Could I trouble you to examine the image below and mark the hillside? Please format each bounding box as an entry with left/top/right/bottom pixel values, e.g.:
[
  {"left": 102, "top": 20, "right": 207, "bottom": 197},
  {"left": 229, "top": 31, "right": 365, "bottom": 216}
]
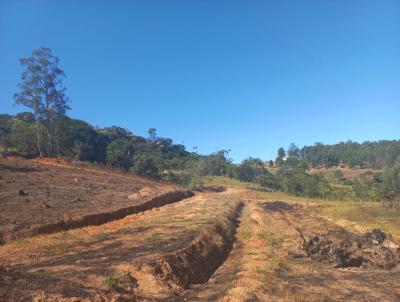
[{"left": 1, "top": 162, "right": 400, "bottom": 301}]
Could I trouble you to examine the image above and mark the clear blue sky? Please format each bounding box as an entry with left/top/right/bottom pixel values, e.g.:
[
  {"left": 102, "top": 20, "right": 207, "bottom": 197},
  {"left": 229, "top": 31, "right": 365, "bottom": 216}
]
[{"left": 1, "top": 1, "right": 399, "bottom": 162}]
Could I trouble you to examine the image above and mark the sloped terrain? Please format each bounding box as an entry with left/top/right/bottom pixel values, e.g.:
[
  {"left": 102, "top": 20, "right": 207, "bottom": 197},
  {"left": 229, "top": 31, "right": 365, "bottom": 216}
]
[
  {"left": 1, "top": 159, "right": 400, "bottom": 302},
  {"left": 0, "top": 157, "right": 180, "bottom": 243},
  {"left": 0, "top": 190, "right": 242, "bottom": 301},
  {"left": 169, "top": 191, "right": 400, "bottom": 302}
]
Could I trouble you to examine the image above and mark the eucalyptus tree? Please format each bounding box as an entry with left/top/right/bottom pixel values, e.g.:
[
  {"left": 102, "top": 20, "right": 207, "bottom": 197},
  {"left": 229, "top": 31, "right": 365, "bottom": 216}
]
[{"left": 14, "top": 47, "right": 70, "bottom": 156}]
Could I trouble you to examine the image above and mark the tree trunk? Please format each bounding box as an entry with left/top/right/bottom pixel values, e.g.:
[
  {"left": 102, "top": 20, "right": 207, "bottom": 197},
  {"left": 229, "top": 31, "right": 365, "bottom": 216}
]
[
  {"left": 35, "top": 119, "right": 43, "bottom": 157},
  {"left": 34, "top": 102, "right": 43, "bottom": 158}
]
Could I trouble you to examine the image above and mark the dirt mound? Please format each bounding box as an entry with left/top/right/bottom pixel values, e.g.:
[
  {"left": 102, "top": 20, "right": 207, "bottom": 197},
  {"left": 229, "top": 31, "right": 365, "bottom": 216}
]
[{"left": 297, "top": 228, "right": 400, "bottom": 270}]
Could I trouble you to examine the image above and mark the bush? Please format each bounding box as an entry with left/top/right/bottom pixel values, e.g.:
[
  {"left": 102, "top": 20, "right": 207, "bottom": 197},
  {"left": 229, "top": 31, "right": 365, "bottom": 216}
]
[
  {"left": 10, "top": 120, "right": 38, "bottom": 156},
  {"left": 132, "top": 153, "right": 159, "bottom": 178},
  {"left": 106, "top": 139, "right": 134, "bottom": 169}
]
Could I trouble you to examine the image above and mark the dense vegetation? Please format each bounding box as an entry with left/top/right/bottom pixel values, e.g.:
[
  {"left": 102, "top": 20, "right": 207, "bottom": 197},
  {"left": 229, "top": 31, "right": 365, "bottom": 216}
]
[
  {"left": 1, "top": 47, "right": 399, "bottom": 203},
  {"left": 301, "top": 141, "right": 400, "bottom": 169},
  {"left": 271, "top": 143, "right": 400, "bottom": 203}
]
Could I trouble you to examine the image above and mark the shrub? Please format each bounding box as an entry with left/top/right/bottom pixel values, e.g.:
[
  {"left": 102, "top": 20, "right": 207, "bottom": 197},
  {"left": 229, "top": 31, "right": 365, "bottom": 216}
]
[
  {"left": 106, "top": 139, "right": 134, "bottom": 169},
  {"left": 104, "top": 275, "right": 118, "bottom": 288},
  {"left": 132, "top": 153, "right": 159, "bottom": 178}
]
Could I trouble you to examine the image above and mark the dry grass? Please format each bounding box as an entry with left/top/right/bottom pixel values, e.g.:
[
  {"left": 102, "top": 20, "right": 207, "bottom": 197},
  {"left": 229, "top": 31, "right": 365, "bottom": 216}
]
[
  {"left": 221, "top": 200, "right": 290, "bottom": 301},
  {"left": 0, "top": 190, "right": 242, "bottom": 300},
  {"left": 252, "top": 190, "right": 400, "bottom": 242},
  {"left": 314, "top": 203, "right": 400, "bottom": 242},
  {"left": 307, "top": 167, "right": 383, "bottom": 179},
  {"left": 0, "top": 157, "right": 173, "bottom": 230},
  {"left": 203, "top": 175, "right": 260, "bottom": 190}
]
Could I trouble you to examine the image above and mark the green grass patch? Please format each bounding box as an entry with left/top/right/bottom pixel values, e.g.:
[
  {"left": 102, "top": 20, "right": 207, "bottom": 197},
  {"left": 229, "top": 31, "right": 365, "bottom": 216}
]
[
  {"left": 104, "top": 275, "right": 118, "bottom": 288},
  {"left": 256, "top": 231, "right": 283, "bottom": 246},
  {"left": 93, "top": 232, "right": 112, "bottom": 242},
  {"left": 239, "top": 230, "right": 253, "bottom": 240},
  {"left": 144, "top": 233, "right": 163, "bottom": 241},
  {"left": 203, "top": 176, "right": 258, "bottom": 190},
  {"left": 316, "top": 203, "right": 400, "bottom": 242}
]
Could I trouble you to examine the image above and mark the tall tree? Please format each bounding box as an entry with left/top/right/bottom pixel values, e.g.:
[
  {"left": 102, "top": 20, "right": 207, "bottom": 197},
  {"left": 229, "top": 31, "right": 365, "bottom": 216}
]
[
  {"left": 278, "top": 147, "right": 286, "bottom": 158},
  {"left": 148, "top": 128, "right": 157, "bottom": 143},
  {"left": 276, "top": 147, "right": 286, "bottom": 166},
  {"left": 14, "top": 47, "right": 70, "bottom": 157},
  {"left": 288, "top": 143, "right": 300, "bottom": 157}
]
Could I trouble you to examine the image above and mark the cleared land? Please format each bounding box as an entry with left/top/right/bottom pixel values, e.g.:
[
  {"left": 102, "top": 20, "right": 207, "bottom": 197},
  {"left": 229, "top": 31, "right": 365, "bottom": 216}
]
[
  {"left": 0, "top": 157, "right": 187, "bottom": 243},
  {"left": 171, "top": 190, "right": 400, "bottom": 301},
  {"left": 1, "top": 161, "right": 400, "bottom": 301},
  {"left": 307, "top": 167, "right": 383, "bottom": 179},
  {"left": 0, "top": 187, "right": 242, "bottom": 301}
]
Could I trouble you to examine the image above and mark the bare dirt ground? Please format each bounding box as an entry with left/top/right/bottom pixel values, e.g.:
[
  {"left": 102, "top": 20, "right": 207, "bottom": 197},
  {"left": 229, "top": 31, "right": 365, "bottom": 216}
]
[
  {"left": 0, "top": 157, "right": 179, "bottom": 243},
  {"left": 1, "top": 159, "right": 400, "bottom": 302},
  {"left": 0, "top": 190, "right": 242, "bottom": 301},
  {"left": 174, "top": 190, "right": 400, "bottom": 302}
]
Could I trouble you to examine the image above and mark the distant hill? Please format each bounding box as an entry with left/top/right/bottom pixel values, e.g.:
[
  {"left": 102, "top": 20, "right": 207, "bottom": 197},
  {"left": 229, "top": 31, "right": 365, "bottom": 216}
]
[{"left": 301, "top": 140, "right": 400, "bottom": 169}]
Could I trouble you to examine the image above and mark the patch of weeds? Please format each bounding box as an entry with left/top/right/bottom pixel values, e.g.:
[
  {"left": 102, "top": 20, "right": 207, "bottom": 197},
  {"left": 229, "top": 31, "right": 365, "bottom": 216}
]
[
  {"left": 29, "top": 269, "right": 50, "bottom": 280},
  {"left": 173, "top": 216, "right": 186, "bottom": 220},
  {"left": 57, "top": 231, "right": 75, "bottom": 240},
  {"left": 319, "top": 218, "right": 331, "bottom": 228},
  {"left": 247, "top": 250, "right": 258, "bottom": 256},
  {"left": 255, "top": 266, "right": 267, "bottom": 274},
  {"left": 41, "top": 242, "right": 72, "bottom": 255},
  {"left": 93, "top": 232, "right": 111, "bottom": 242},
  {"left": 266, "top": 252, "right": 291, "bottom": 273},
  {"left": 239, "top": 230, "right": 253, "bottom": 240},
  {"left": 180, "top": 217, "right": 195, "bottom": 222},
  {"left": 15, "top": 238, "right": 30, "bottom": 246},
  {"left": 276, "top": 258, "right": 291, "bottom": 273},
  {"left": 144, "top": 233, "right": 163, "bottom": 241},
  {"left": 105, "top": 275, "right": 118, "bottom": 288},
  {"left": 269, "top": 287, "right": 279, "bottom": 296},
  {"left": 257, "top": 231, "right": 283, "bottom": 246}
]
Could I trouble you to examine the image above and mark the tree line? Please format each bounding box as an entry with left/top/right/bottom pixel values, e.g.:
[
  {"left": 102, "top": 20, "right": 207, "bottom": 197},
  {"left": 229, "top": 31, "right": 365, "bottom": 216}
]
[
  {"left": 1, "top": 47, "right": 399, "bottom": 202},
  {"left": 298, "top": 141, "right": 400, "bottom": 169},
  {"left": 0, "top": 47, "right": 233, "bottom": 184}
]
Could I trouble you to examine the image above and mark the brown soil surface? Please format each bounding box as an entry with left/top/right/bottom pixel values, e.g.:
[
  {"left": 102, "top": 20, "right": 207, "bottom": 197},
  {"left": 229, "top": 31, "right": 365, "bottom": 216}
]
[
  {"left": 0, "top": 157, "right": 176, "bottom": 242},
  {"left": 170, "top": 191, "right": 400, "bottom": 302},
  {"left": 2, "top": 160, "right": 400, "bottom": 302},
  {"left": 0, "top": 190, "right": 242, "bottom": 301}
]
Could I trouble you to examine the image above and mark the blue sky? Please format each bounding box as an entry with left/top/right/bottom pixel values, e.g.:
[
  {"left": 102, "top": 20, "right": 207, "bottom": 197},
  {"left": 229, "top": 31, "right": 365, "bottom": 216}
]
[{"left": 0, "top": 1, "right": 399, "bottom": 162}]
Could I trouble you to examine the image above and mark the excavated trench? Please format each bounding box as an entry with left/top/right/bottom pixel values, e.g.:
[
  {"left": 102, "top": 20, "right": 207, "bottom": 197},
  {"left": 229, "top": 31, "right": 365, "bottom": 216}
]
[
  {"left": 0, "top": 190, "right": 194, "bottom": 244},
  {"left": 135, "top": 200, "right": 244, "bottom": 295}
]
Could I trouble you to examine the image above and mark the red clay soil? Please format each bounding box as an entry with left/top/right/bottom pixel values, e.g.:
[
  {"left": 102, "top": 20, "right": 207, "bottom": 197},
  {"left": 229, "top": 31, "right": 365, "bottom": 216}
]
[
  {"left": 0, "top": 191, "right": 243, "bottom": 301},
  {"left": 0, "top": 157, "right": 183, "bottom": 243},
  {"left": 0, "top": 189, "right": 194, "bottom": 244},
  {"left": 151, "top": 200, "right": 243, "bottom": 291}
]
